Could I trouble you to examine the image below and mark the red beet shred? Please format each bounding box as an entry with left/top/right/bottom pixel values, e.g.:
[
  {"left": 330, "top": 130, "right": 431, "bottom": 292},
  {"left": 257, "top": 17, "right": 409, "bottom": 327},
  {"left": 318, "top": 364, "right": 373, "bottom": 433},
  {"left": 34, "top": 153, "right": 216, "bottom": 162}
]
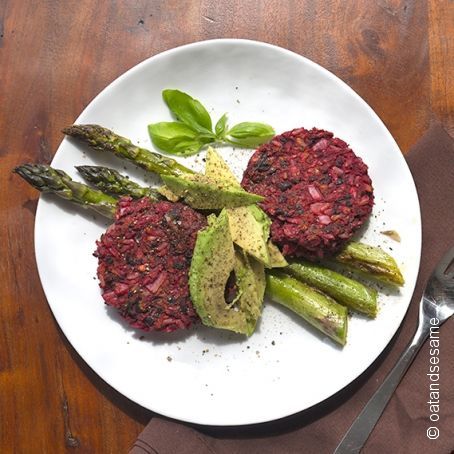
[
  {"left": 242, "top": 127, "right": 374, "bottom": 260},
  {"left": 95, "top": 197, "right": 206, "bottom": 332}
]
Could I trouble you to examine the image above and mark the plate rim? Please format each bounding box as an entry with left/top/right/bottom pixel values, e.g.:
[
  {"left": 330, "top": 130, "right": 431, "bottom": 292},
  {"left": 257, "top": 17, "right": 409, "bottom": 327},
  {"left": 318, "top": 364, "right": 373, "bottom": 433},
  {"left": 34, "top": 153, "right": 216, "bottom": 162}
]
[{"left": 33, "top": 38, "right": 422, "bottom": 426}]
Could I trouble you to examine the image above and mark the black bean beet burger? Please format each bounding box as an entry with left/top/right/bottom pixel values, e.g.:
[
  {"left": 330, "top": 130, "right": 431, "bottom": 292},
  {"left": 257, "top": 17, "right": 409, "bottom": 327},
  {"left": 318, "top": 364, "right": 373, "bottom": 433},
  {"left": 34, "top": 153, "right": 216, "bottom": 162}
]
[
  {"left": 95, "top": 197, "right": 206, "bottom": 332},
  {"left": 242, "top": 127, "right": 374, "bottom": 260}
]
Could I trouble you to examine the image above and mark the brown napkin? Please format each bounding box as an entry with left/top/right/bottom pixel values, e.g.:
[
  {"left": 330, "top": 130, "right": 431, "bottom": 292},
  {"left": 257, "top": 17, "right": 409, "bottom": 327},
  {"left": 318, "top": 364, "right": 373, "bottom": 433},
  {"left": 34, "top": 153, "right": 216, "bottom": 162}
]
[{"left": 129, "top": 122, "right": 454, "bottom": 454}]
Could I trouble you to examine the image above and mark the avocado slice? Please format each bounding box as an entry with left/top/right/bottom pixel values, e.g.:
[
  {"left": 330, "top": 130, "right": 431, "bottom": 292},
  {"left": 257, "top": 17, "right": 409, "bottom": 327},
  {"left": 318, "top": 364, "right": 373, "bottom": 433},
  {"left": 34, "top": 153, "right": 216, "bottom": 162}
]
[
  {"left": 205, "top": 147, "right": 241, "bottom": 187},
  {"left": 189, "top": 209, "right": 264, "bottom": 335},
  {"left": 204, "top": 148, "right": 287, "bottom": 267},
  {"left": 248, "top": 253, "right": 266, "bottom": 302},
  {"left": 157, "top": 185, "right": 179, "bottom": 202},
  {"left": 232, "top": 249, "right": 264, "bottom": 333},
  {"left": 267, "top": 240, "right": 288, "bottom": 268},
  {"left": 225, "top": 206, "right": 271, "bottom": 266},
  {"left": 161, "top": 173, "right": 263, "bottom": 210}
]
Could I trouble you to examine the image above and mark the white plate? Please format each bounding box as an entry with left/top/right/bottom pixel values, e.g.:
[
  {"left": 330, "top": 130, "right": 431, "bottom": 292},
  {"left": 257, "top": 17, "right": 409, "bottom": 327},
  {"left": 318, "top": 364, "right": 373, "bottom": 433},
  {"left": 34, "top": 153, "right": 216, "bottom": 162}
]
[{"left": 34, "top": 39, "right": 421, "bottom": 426}]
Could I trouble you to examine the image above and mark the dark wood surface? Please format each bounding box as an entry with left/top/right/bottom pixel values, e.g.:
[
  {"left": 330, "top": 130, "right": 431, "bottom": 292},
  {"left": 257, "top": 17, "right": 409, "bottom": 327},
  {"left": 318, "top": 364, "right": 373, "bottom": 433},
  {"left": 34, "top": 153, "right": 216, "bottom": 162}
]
[{"left": 1, "top": 1, "right": 453, "bottom": 452}]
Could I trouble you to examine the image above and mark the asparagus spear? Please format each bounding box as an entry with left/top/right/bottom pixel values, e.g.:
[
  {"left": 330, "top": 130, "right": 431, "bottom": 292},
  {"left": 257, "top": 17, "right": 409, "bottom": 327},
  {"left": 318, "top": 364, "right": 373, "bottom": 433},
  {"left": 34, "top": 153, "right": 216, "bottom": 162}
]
[
  {"left": 17, "top": 162, "right": 404, "bottom": 289},
  {"left": 62, "top": 126, "right": 402, "bottom": 273},
  {"left": 13, "top": 164, "right": 397, "bottom": 342},
  {"left": 334, "top": 242, "right": 405, "bottom": 286},
  {"left": 14, "top": 164, "right": 117, "bottom": 218},
  {"left": 76, "top": 165, "right": 162, "bottom": 200},
  {"left": 286, "top": 261, "right": 378, "bottom": 317},
  {"left": 69, "top": 162, "right": 405, "bottom": 289},
  {"left": 266, "top": 271, "right": 348, "bottom": 345},
  {"left": 61, "top": 126, "right": 402, "bottom": 285},
  {"left": 63, "top": 124, "right": 194, "bottom": 177},
  {"left": 14, "top": 164, "right": 400, "bottom": 317},
  {"left": 13, "top": 163, "right": 348, "bottom": 344}
]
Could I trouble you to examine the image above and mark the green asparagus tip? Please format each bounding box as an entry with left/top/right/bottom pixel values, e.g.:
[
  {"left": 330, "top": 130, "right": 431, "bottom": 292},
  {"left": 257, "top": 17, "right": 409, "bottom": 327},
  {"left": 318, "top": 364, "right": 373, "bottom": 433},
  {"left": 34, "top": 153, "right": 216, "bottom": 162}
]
[
  {"left": 13, "top": 164, "right": 69, "bottom": 192},
  {"left": 75, "top": 164, "right": 116, "bottom": 180},
  {"left": 76, "top": 164, "right": 163, "bottom": 201},
  {"left": 14, "top": 163, "right": 118, "bottom": 218},
  {"left": 62, "top": 124, "right": 96, "bottom": 137},
  {"left": 335, "top": 242, "right": 405, "bottom": 287},
  {"left": 64, "top": 124, "right": 195, "bottom": 177}
]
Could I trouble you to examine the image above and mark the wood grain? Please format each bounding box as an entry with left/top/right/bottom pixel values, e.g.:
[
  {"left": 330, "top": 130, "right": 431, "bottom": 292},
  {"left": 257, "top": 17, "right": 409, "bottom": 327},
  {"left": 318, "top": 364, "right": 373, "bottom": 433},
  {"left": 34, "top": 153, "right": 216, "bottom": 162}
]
[
  {"left": 1, "top": 1, "right": 452, "bottom": 452},
  {"left": 429, "top": 0, "right": 454, "bottom": 137}
]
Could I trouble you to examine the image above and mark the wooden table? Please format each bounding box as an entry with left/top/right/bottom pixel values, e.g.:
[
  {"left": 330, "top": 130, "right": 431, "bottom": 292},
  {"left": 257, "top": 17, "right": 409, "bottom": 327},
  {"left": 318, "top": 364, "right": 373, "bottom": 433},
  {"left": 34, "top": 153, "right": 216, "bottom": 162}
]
[{"left": 1, "top": 1, "right": 453, "bottom": 452}]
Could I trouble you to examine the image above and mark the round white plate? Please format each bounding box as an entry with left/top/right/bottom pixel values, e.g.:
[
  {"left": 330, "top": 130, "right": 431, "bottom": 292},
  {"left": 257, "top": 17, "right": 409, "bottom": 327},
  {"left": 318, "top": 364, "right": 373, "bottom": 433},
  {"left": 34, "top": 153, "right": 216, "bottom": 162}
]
[{"left": 34, "top": 39, "right": 421, "bottom": 426}]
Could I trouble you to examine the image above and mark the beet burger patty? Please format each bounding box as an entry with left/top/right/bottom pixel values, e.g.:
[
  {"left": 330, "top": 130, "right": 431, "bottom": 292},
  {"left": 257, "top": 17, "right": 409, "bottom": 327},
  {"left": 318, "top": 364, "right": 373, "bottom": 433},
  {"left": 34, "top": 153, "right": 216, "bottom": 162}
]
[
  {"left": 242, "top": 127, "right": 374, "bottom": 260},
  {"left": 95, "top": 197, "right": 206, "bottom": 332}
]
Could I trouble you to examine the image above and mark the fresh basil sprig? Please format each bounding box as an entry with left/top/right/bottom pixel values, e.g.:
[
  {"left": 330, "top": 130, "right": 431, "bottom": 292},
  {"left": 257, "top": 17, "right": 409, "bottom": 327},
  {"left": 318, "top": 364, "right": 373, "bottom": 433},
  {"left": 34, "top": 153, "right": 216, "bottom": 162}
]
[
  {"left": 148, "top": 89, "right": 275, "bottom": 156},
  {"left": 222, "top": 122, "right": 275, "bottom": 148}
]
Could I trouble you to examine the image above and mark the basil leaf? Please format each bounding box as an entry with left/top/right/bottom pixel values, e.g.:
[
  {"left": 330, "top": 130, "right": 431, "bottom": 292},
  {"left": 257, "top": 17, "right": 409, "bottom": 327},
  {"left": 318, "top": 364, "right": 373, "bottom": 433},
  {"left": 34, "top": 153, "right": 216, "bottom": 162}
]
[
  {"left": 226, "top": 122, "right": 275, "bottom": 147},
  {"left": 197, "top": 133, "right": 217, "bottom": 143},
  {"left": 163, "top": 89, "right": 213, "bottom": 134},
  {"left": 148, "top": 122, "right": 203, "bottom": 155},
  {"left": 215, "top": 113, "right": 228, "bottom": 138},
  {"left": 171, "top": 139, "right": 205, "bottom": 156},
  {"left": 227, "top": 122, "right": 275, "bottom": 139},
  {"left": 149, "top": 90, "right": 275, "bottom": 154},
  {"left": 148, "top": 121, "right": 197, "bottom": 141}
]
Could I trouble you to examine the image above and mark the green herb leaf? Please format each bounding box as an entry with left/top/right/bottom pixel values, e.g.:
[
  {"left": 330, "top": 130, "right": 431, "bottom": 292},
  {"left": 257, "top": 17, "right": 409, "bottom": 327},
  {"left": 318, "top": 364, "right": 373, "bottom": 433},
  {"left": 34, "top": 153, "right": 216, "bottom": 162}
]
[
  {"left": 163, "top": 89, "right": 213, "bottom": 134},
  {"left": 215, "top": 113, "right": 228, "bottom": 138},
  {"left": 149, "top": 90, "right": 275, "bottom": 156},
  {"left": 170, "top": 140, "right": 205, "bottom": 156},
  {"left": 225, "top": 122, "right": 275, "bottom": 147},
  {"left": 227, "top": 122, "right": 275, "bottom": 139},
  {"left": 148, "top": 122, "right": 204, "bottom": 156}
]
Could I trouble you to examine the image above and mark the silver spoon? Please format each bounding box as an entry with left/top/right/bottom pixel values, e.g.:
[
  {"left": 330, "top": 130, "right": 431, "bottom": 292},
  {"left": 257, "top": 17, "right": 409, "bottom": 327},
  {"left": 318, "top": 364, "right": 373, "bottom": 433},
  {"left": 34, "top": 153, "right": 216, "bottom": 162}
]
[{"left": 335, "top": 246, "right": 454, "bottom": 453}]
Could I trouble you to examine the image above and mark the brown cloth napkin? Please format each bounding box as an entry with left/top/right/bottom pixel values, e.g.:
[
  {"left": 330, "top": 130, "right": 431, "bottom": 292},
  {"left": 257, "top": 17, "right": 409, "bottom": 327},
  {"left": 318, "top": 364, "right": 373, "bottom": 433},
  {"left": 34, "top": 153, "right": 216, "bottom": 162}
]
[{"left": 129, "top": 122, "right": 454, "bottom": 454}]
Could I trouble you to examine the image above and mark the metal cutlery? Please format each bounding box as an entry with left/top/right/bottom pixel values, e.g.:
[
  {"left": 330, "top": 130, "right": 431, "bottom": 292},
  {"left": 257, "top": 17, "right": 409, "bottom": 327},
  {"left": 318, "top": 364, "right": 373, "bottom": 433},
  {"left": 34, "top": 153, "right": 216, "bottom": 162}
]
[{"left": 335, "top": 247, "right": 454, "bottom": 453}]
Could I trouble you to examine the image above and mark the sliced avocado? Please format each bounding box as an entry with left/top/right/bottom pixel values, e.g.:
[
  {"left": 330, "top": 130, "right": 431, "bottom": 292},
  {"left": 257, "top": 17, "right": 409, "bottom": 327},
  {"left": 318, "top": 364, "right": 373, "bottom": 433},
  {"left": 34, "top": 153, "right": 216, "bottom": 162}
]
[
  {"left": 189, "top": 210, "right": 263, "bottom": 336},
  {"left": 246, "top": 204, "right": 287, "bottom": 267},
  {"left": 205, "top": 147, "right": 240, "bottom": 187},
  {"left": 204, "top": 148, "right": 287, "bottom": 267},
  {"left": 267, "top": 240, "right": 288, "bottom": 268},
  {"left": 232, "top": 249, "right": 264, "bottom": 334},
  {"left": 206, "top": 213, "right": 217, "bottom": 226},
  {"left": 248, "top": 254, "right": 266, "bottom": 302},
  {"left": 248, "top": 204, "right": 271, "bottom": 235},
  {"left": 205, "top": 148, "right": 270, "bottom": 264},
  {"left": 161, "top": 173, "right": 263, "bottom": 210},
  {"left": 225, "top": 206, "right": 271, "bottom": 266},
  {"left": 157, "top": 185, "right": 180, "bottom": 202}
]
